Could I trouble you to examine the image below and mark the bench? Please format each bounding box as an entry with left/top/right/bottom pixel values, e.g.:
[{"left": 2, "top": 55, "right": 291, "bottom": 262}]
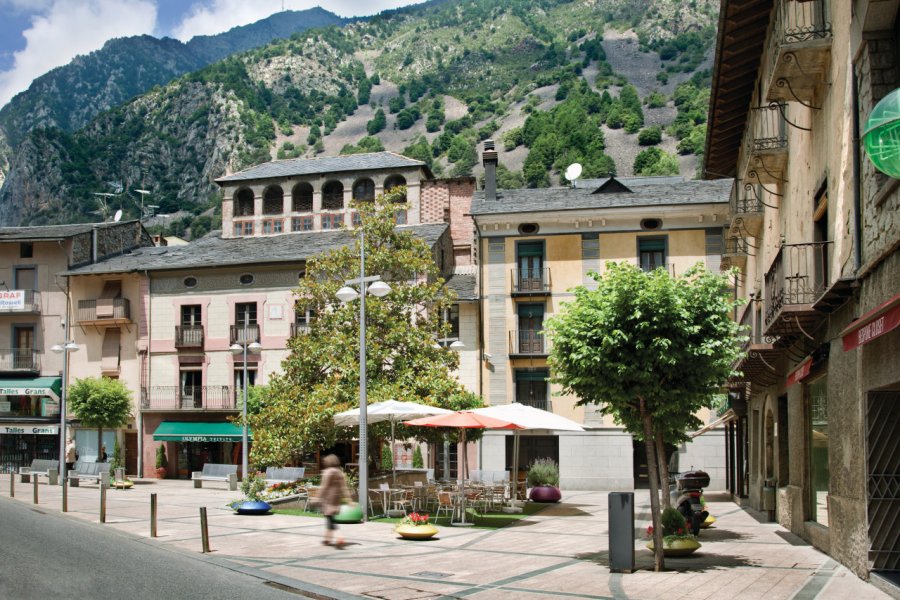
[
  {"left": 191, "top": 463, "right": 238, "bottom": 490},
  {"left": 68, "top": 461, "right": 110, "bottom": 487},
  {"left": 20, "top": 459, "right": 59, "bottom": 485},
  {"left": 264, "top": 466, "right": 305, "bottom": 485}
]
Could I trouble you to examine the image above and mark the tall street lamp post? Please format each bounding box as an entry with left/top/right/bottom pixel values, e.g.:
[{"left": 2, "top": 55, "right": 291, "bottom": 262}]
[
  {"left": 51, "top": 331, "right": 79, "bottom": 499},
  {"left": 337, "top": 228, "right": 390, "bottom": 522},
  {"left": 230, "top": 339, "right": 261, "bottom": 480}
]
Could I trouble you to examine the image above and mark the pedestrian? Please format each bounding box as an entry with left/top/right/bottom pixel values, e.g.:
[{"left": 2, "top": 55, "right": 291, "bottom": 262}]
[
  {"left": 99, "top": 445, "right": 108, "bottom": 462},
  {"left": 65, "top": 438, "right": 77, "bottom": 473},
  {"left": 318, "top": 454, "right": 351, "bottom": 549}
]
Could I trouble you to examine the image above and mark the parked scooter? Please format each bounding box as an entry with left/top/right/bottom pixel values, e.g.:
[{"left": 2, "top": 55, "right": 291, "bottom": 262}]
[{"left": 668, "top": 469, "right": 710, "bottom": 535}]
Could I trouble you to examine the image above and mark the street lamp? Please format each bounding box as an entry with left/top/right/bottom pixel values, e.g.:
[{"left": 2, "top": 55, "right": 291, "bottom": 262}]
[
  {"left": 230, "top": 340, "right": 261, "bottom": 480},
  {"left": 337, "top": 228, "right": 390, "bottom": 522},
  {"left": 51, "top": 338, "right": 79, "bottom": 503}
]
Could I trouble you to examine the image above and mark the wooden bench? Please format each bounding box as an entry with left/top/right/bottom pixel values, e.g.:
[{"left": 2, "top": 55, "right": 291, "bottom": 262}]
[
  {"left": 68, "top": 461, "right": 110, "bottom": 487},
  {"left": 20, "top": 459, "right": 59, "bottom": 485},
  {"left": 264, "top": 466, "right": 305, "bottom": 485},
  {"left": 191, "top": 463, "right": 238, "bottom": 490}
]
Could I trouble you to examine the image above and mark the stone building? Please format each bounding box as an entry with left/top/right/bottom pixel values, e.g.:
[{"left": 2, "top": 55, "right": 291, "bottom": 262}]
[{"left": 704, "top": 0, "right": 899, "bottom": 586}]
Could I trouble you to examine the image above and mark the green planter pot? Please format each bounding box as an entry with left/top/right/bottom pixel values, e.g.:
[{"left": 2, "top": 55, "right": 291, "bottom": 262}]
[
  {"left": 646, "top": 537, "right": 701, "bottom": 556},
  {"left": 333, "top": 503, "right": 363, "bottom": 524},
  {"left": 394, "top": 523, "right": 439, "bottom": 540}
]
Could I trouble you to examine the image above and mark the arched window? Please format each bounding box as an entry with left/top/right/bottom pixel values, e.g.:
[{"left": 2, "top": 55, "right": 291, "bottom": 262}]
[
  {"left": 352, "top": 178, "right": 375, "bottom": 202},
  {"left": 263, "top": 185, "right": 284, "bottom": 215},
  {"left": 322, "top": 180, "right": 344, "bottom": 210},
  {"left": 235, "top": 188, "right": 255, "bottom": 216},
  {"left": 384, "top": 175, "right": 407, "bottom": 202},
  {"left": 292, "top": 182, "right": 313, "bottom": 212}
]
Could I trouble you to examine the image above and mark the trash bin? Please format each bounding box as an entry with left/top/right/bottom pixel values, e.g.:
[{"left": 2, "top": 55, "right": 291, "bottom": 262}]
[
  {"left": 763, "top": 478, "right": 776, "bottom": 521},
  {"left": 609, "top": 492, "right": 634, "bottom": 572}
]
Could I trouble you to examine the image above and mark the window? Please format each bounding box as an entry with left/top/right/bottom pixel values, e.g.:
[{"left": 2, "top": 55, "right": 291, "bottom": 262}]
[
  {"left": 515, "top": 369, "right": 549, "bottom": 411},
  {"left": 394, "top": 209, "right": 407, "bottom": 225},
  {"left": 641, "top": 218, "right": 662, "bottom": 230},
  {"left": 352, "top": 212, "right": 362, "bottom": 227},
  {"left": 14, "top": 267, "right": 36, "bottom": 290},
  {"left": 239, "top": 274, "right": 254, "bottom": 286},
  {"left": 20, "top": 243, "right": 33, "bottom": 258},
  {"left": 235, "top": 188, "right": 255, "bottom": 216},
  {"left": 13, "top": 326, "right": 35, "bottom": 370},
  {"left": 352, "top": 178, "right": 375, "bottom": 202},
  {"left": 234, "top": 367, "right": 257, "bottom": 401},
  {"left": 518, "top": 223, "right": 539, "bottom": 235},
  {"left": 180, "top": 369, "right": 202, "bottom": 408},
  {"left": 638, "top": 237, "right": 666, "bottom": 272},
  {"left": 517, "top": 303, "right": 545, "bottom": 354},
  {"left": 263, "top": 185, "right": 284, "bottom": 215},
  {"left": 292, "top": 217, "right": 314, "bottom": 232},
  {"left": 445, "top": 304, "right": 460, "bottom": 339},
  {"left": 294, "top": 307, "right": 317, "bottom": 334},
  {"left": 235, "top": 302, "right": 257, "bottom": 326},
  {"left": 808, "top": 375, "right": 829, "bottom": 526},
  {"left": 322, "top": 180, "right": 344, "bottom": 210},
  {"left": 292, "top": 182, "right": 313, "bottom": 212},
  {"left": 262, "top": 219, "right": 283, "bottom": 234},
  {"left": 233, "top": 221, "right": 253, "bottom": 237},
  {"left": 517, "top": 241, "right": 545, "bottom": 291},
  {"left": 181, "top": 305, "right": 201, "bottom": 326},
  {"left": 321, "top": 213, "right": 344, "bottom": 230},
  {"left": 183, "top": 277, "right": 198, "bottom": 288},
  {"left": 384, "top": 175, "right": 406, "bottom": 202}
]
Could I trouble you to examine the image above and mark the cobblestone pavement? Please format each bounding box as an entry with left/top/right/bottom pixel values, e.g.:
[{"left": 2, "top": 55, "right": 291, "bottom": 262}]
[{"left": 1, "top": 476, "right": 894, "bottom": 600}]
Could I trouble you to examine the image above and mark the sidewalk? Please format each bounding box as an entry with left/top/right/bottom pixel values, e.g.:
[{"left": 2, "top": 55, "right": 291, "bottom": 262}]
[{"left": 0, "top": 476, "right": 892, "bottom": 600}]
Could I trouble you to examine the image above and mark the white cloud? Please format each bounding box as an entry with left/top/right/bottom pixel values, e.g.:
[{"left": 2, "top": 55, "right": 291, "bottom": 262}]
[{"left": 0, "top": 0, "right": 157, "bottom": 107}]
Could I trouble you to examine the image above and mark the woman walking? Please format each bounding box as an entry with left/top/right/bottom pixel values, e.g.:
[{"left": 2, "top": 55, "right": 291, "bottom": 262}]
[{"left": 319, "top": 454, "right": 351, "bottom": 548}]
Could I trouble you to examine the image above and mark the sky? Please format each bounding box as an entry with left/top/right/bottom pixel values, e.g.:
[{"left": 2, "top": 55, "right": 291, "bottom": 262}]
[{"left": 0, "top": 0, "right": 414, "bottom": 108}]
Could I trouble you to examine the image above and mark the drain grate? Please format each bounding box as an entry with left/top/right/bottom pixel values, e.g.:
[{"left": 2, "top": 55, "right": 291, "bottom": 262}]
[
  {"left": 364, "top": 587, "right": 441, "bottom": 600},
  {"left": 410, "top": 571, "right": 453, "bottom": 579}
]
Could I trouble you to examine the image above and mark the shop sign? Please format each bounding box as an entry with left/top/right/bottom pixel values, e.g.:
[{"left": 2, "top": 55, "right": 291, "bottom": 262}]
[
  {"left": 786, "top": 357, "right": 813, "bottom": 387},
  {"left": 842, "top": 299, "right": 900, "bottom": 352},
  {"left": 0, "top": 387, "right": 56, "bottom": 396},
  {"left": 180, "top": 436, "right": 237, "bottom": 443},
  {"left": 1, "top": 424, "right": 59, "bottom": 435},
  {"left": 0, "top": 290, "right": 25, "bottom": 310}
]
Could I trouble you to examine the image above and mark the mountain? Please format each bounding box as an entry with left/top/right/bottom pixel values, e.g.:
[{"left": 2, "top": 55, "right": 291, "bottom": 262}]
[{"left": 0, "top": 0, "right": 718, "bottom": 229}]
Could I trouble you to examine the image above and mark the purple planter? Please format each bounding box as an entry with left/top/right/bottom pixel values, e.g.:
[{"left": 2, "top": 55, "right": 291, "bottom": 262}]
[{"left": 529, "top": 485, "right": 561, "bottom": 503}]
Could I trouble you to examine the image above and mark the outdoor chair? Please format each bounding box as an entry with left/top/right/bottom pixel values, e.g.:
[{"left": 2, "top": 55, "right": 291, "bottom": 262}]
[
  {"left": 391, "top": 489, "right": 415, "bottom": 515},
  {"left": 304, "top": 486, "right": 321, "bottom": 512},
  {"left": 435, "top": 491, "right": 454, "bottom": 520},
  {"left": 368, "top": 489, "right": 386, "bottom": 517}
]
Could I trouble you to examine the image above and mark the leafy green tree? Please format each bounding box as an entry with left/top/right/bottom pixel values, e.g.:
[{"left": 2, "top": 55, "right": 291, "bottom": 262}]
[
  {"left": 546, "top": 263, "right": 743, "bottom": 571},
  {"left": 412, "top": 445, "right": 424, "bottom": 468},
  {"left": 341, "top": 136, "right": 385, "bottom": 155},
  {"left": 677, "top": 124, "right": 707, "bottom": 156},
  {"left": 402, "top": 135, "right": 434, "bottom": 169},
  {"left": 638, "top": 126, "right": 662, "bottom": 146},
  {"left": 367, "top": 108, "right": 386, "bottom": 135},
  {"left": 247, "top": 190, "right": 482, "bottom": 467},
  {"left": 381, "top": 444, "right": 393, "bottom": 472},
  {"left": 68, "top": 377, "right": 132, "bottom": 457}
]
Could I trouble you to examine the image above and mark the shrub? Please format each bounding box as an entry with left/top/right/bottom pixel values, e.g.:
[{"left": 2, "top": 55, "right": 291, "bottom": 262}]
[
  {"left": 527, "top": 458, "right": 559, "bottom": 487},
  {"left": 155, "top": 445, "right": 167, "bottom": 469},
  {"left": 240, "top": 472, "right": 267, "bottom": 502},
  {"left": 381, "top": 444, "right": 393, "bottom": 472},
  {"left": 638, "top": 126, "right": 662, "bottom": 146},
  {"left": 413, "top": 446, "right": 424, "bottom": 468}
]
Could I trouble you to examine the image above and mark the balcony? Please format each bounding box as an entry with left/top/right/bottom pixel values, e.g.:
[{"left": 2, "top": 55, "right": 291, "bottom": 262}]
[
  {"left": 141, "top": 386, "right": 234, "bottom": 410},
  {"left": 745, "top": 104, "right": 788, "bottom": 185},
  {"left": 511, "top": 267, "right": 551, "bottom": 295},
  {"left": 722, "top": 237, "right": 750, "bottom": 271},
  {"left": 765, "top": 0, "right": 832, "bottom": 105},
  {"left": 175, "top": 325, "right": 204, "bottom": 349},
  {"left": 509, "top": 330, "right": 549, "bottom": 357},
  {"left": 77, "top": 298, "right": 131, "bottom": 325},
  {"left": 732, "top": 301, "right": 781, "bottom": 388},
  {"left": 230, "top": 324, "right": 260, "bottom": 345},
  {"left": 729, "top": 181, "right": 766, "bottom": 238},
  {"left": 764, "top": 242, "right": 830, "bottom": 339},
  {"left": 515, "top": 398, "right": 551, "bottom": 412},
  {"left": 290, "top": 323, "right": 311, "bottom": 337},
  {"left": 0, "top": 348, "right": 40, "bottom": 373},
  {"left": 0, "top": 290, "right": 41, "bottom": 314}
]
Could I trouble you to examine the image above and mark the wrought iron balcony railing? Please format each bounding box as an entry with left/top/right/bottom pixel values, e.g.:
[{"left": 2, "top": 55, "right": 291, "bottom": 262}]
[
  {"left": 230, "top": 324, "right": 260, "bottom": 345},
  {"left": 765, "top": 0, "right": 832, "bottom": 104},
  {"left": 509, "top": 329, "right": 549, "bottom": 356},
  {"left": 77, "top": 298, "right": 131, "bottom": 323},
  {"left": 515, "top": 398, "right": 550, "bottom": 412},
  {"left": 0, "top": 290, "right": 41, "bottom": 313},
  {"left": 141, "top": 386, "right": 234, "bottom": 410},
  {"left": 0, "top": 348, "right": 40, "bottom": 372},
  {"left": 764, "top": 241, "right": 831, "bottom": 331},
  {"left": 290, "top": 322, "right": 312, "bottom": 337},
  {"left": 175, "top": 325, "right": 204, "bottom": 348},
  {"left": 511, "top": 267, "right": 551, "bottom": 294}
]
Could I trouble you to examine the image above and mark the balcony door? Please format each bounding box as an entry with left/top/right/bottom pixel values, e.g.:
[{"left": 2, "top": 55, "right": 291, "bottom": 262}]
[
  {"left": 13, "top": 267, "right": 36, "bottom": 290},
  {"left": 517, "top": 304, "right": 544, "bottom": 353},
  {"left": 180, "top": 305, "right": 202, "bottom": 346},
  {"left": 517, "top": 242, "right": 544, "bottom": 291},
  {"left": 180, "top": 369, "right": 202, "bottom": 408},
  {"left": 813, "top": 189, "right": 829, "bottom": 293},
  {"left": 13, "top": 326, "right": 34, "bottom": 369},
  {"left": 515, "top": 369, "right": 549, "bottom": 411},
  {"left": 638, "top": 238, "right": 666, "bottom": 272}
]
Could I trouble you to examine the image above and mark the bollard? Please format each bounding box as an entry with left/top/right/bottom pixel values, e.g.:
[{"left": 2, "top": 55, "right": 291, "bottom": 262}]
[
  {"left": 10, "top": 472, "right": 14, "bottom": 498},
  {"left": 33, "top": 476, "right": 38, "bottom": 504},
  {"left": 200, "top": 507, "right": 210, "bottom": 553},
  {"left": 62, "top": 480, "right": 68, "bottom": 513},
  {"left": 150, "top": 493, "right": 158, "bottom": 538},
  {"left": 100, "top": 482, "right": 107, "bottom": 523}
]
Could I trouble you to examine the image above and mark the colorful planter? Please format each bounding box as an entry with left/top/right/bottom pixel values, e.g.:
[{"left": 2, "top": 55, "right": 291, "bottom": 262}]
[
  {"left": 333, "top": 503, "right": 363, "bottom": 524},
  {"left": 529, "top": 485, "right": 561, "bottom": 503},
  {"left": 235, "top": 500, "right": 272, "bottom": 515},
  {"left": 646, "top": 537, "right": 701, "bottom": 556},
  {"left": 394, "top": 524, "right": 439, "bottom": 540}
]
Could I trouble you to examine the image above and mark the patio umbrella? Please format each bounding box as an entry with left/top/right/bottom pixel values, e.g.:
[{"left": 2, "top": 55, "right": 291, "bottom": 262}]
[
  {"left": 333, "top": 400, "right": 452, "bottom": 484},
  {"left": 473, "top": 404, "right": 584, "bottom": 503},
  {"left": 404, "top": 411, "right": 524, "bottom": 526}
]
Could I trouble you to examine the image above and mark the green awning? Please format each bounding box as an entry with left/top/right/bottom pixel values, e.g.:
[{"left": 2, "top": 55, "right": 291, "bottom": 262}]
[
  {"left": 515, "top": 369, "right": 549, "bottom": 382},
  {"left": 152, "top": 421, "right": 250, "bottom": 443},
  {"left": 517, "top": 242, "right": 544, "bottom": 257},
  {"left": 638, "top": 238, "right": 666, "bottom": 252},
  {"left": 0, "top": 377, "right": 62, "bottom": 401}
]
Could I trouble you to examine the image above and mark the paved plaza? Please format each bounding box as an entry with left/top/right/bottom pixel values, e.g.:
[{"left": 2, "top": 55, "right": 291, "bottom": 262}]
[{"left": 0, "top": 477, "right": 893, "bottom": 600}]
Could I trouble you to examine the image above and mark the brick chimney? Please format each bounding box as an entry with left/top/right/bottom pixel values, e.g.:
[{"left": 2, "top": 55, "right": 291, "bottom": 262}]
[{"left": 482, "top": 139, "right": 498, "bottom": 201}]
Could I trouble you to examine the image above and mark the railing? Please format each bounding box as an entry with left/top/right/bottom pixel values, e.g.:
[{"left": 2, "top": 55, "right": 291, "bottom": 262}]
[
  {"left": 175, "top": 325, "right": 204, "bottom": 348},
  {"left": 731, "top": 181, "right": 764, "bottom": 215},
  {"left": 0, "top": 290, "right": 41, "bottom": 313},
  {"left": 0, "top": 349, "right": 40, "bottom": 372},
  {"left": 230, "top": 324, "right": 260, "bottom": 345},
  {"left": 511, "top": 267, "right": 551, "bottom": 294},
  {"left": 77, "top": 298, "right": 131, "bottom": 322},
  {"left": 509, "top": 330, "right": 549, "bottom": 355},
  {"left": 141, "top": 386, "right": 234, "bottom": 410},
  {"left": 515, "top": 398, "right": 550, "bottom": 411},
  {"left": 748, "top": 104, "right": 788, "bottom": 154},
  {"left": 290, "top": 323, "right": 311, "bottom": 337},
  {"left": 768, "top": 0, "right": 831, "bottom": 74},
  {"left": 724, "top": 237, "right": 749, "bottom": 257},
  {"left": 764, "top": 241, "right": 831, "bottom": 327}
]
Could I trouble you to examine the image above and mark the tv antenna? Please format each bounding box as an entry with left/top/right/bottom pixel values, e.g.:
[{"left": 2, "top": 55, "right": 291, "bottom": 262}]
[
  {"left": 92, "top": 192, "right": 117, "bottom": 221},
  {"left": 134, "top": 189, "right": 152, "bottom": 220},
  {"left": 564, "top": 163, "right": 583, "bottom": 188}
]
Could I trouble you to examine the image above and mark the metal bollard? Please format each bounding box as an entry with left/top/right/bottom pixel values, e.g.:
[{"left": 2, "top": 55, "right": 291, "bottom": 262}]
[
  {"left": 100, "top": 483, "right": 107, "bottom": 523},
  {"left": 62, "top": 480, "right": 68, "bottom": 513},
  {"left": 200, "top": 507, "right": 210, "bottom": 553},
  {"left": 150, "top": 493, "right": 158, "bottom": 538},
  {"left": 33, "top": 476, "right": 38, "bottom": 504},
  {"left": 10, "top": 472, "right": 14, "bottom": 498}
]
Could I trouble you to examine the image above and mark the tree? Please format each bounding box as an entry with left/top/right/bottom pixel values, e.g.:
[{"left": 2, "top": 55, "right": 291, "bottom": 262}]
[
  {"left": 67, "top": 377, "right": 132, "bottom": 458},
  {"left": 366, "top": 108, "right": 386, "bottom": 135},
  {"left": 546, "top": 263, "right": 742, "bottom": 570},
  {"left": 247, "top": 189, "right": 482, "bottom": 467},
  {"left": 638, "top": 126, "right": 662, "bottom": 146}
]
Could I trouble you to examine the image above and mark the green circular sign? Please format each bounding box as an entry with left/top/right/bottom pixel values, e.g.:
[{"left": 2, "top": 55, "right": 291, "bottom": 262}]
[{"left": 864, "top": 87, "right": 900, "bottom": 179}]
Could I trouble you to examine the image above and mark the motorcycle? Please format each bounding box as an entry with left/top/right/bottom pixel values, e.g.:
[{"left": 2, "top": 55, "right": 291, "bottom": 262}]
[{"left": 668, "top": 469, "right": 710, "bottom": 535}]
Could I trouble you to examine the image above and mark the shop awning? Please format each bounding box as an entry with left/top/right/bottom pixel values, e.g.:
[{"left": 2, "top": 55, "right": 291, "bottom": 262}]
[
  {"left": 841, "top": 293, "right": 900, "bottom": 352},
  {"left": 0, "top": 377, "right": 61, "bottom": 401},
  {"left": 152, "top": 421, "right": 250, "bottom": 443},
  {"left": 689, "top": 409, "right": 735, "bottom": 439}
]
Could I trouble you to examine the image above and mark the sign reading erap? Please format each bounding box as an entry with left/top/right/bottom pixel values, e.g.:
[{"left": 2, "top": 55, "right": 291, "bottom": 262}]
[
  {"left": 0, "top": 290, "right": 26, "bottom": 310},
  {"left": 0, "top": 387, "right": 56, "bottom": 396},
  {"left": 0, "top": 424, "right": 59, "bottom": 435}
]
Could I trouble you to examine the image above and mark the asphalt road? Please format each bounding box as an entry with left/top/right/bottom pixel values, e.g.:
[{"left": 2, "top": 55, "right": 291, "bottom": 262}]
[{"left": 0, "top": 497, "right": 304, "bottom": 600}]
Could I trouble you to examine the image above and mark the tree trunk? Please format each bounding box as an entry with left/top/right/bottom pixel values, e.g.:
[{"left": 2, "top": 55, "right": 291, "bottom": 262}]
[
  {"left": 655, "top": 430, "right": 671, "bottom": 509},
  {"left": 98, "top": 427, "right": 103, "bottom": 462},
  {"left": 640, "top": 398, "right": 665, "bottom": 571}
]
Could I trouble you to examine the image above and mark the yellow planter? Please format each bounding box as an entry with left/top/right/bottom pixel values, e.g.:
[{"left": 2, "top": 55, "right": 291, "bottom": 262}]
[
  {"left": 646, "top": 537, "right": 701, "bottom": 556},
  {"left": 394, "top": 523, "right": 439, "bottom": 540},
  {"left": 700, "top": 514, "right": 716, "bottom": 528}
]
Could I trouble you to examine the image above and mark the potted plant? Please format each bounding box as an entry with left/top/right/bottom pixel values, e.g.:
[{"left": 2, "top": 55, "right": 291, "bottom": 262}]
[
  {"left": 155, "top": 445, "right": 167, "bottom": 479},
  {"left": 645, "top": 507, "right": 702, "bottom": 556},
  {"left": 231, "top": 472, "right": 272, "bottom": 515},
  {"left": 527, "top": 458, "right": 561, "bottom": 503},
  {"left": 394, "top": 512, "right": 438, "bottom": 540}
]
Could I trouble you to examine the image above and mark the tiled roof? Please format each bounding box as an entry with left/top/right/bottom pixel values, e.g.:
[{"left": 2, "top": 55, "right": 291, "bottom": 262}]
[
  {"left": 64, "top": 223, "right": 449, "bottom": 275},
  {"left": 215, "top": 152, "right": 429, "bottom": 183},
  {"left": 470, "top": 178, "right": 733, "bottom": 216},
  {"left": 0, "top": 221, "right": 138, "bottom": 241},
  {"left": 444, "top": 273, "right": 477, "bottom": 301}
]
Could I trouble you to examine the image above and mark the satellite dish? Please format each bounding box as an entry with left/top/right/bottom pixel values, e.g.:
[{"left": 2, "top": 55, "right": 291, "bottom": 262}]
[
  {"left": 564, "top": 163, "right": 583, "bottom": 182},
  {"left": 113, "top": 210, "right": 123, "bottom": 222}
]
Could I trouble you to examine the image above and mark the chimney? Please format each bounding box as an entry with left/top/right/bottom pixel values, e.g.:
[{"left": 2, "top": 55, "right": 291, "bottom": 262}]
[{"left": 482, "top": 139, "right": 498, "bottom": 201}]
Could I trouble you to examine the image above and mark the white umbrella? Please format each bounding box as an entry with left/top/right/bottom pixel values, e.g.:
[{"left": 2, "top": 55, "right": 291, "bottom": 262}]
[
  {"left": 333, "top": 400, "right": 452, "bottom": 483},
  {"left": 473, "top": 403, "right": 584, "bottom": 503}
]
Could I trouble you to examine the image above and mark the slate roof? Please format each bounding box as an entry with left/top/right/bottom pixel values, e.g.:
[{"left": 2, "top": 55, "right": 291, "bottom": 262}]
[
  {"left": 64, "top": 223, "right": 449, "bottom": 275},
  {"left": 0, "top": 221, "right": 137, "bottom": 241},
  {"left": 215, "top": 152, "right": 430, "bottom": 183},
  {"left": 444, "top": 273, "right": 477, "bottom": 301},
  {"left": 470, "top": 178, "right": 733, "bottom": 216}
]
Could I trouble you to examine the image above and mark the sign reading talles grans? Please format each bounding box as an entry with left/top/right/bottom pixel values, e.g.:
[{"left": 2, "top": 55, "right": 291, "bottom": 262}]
[{"left": 1, "top": 425, "right": 59, "bottom": 435}]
